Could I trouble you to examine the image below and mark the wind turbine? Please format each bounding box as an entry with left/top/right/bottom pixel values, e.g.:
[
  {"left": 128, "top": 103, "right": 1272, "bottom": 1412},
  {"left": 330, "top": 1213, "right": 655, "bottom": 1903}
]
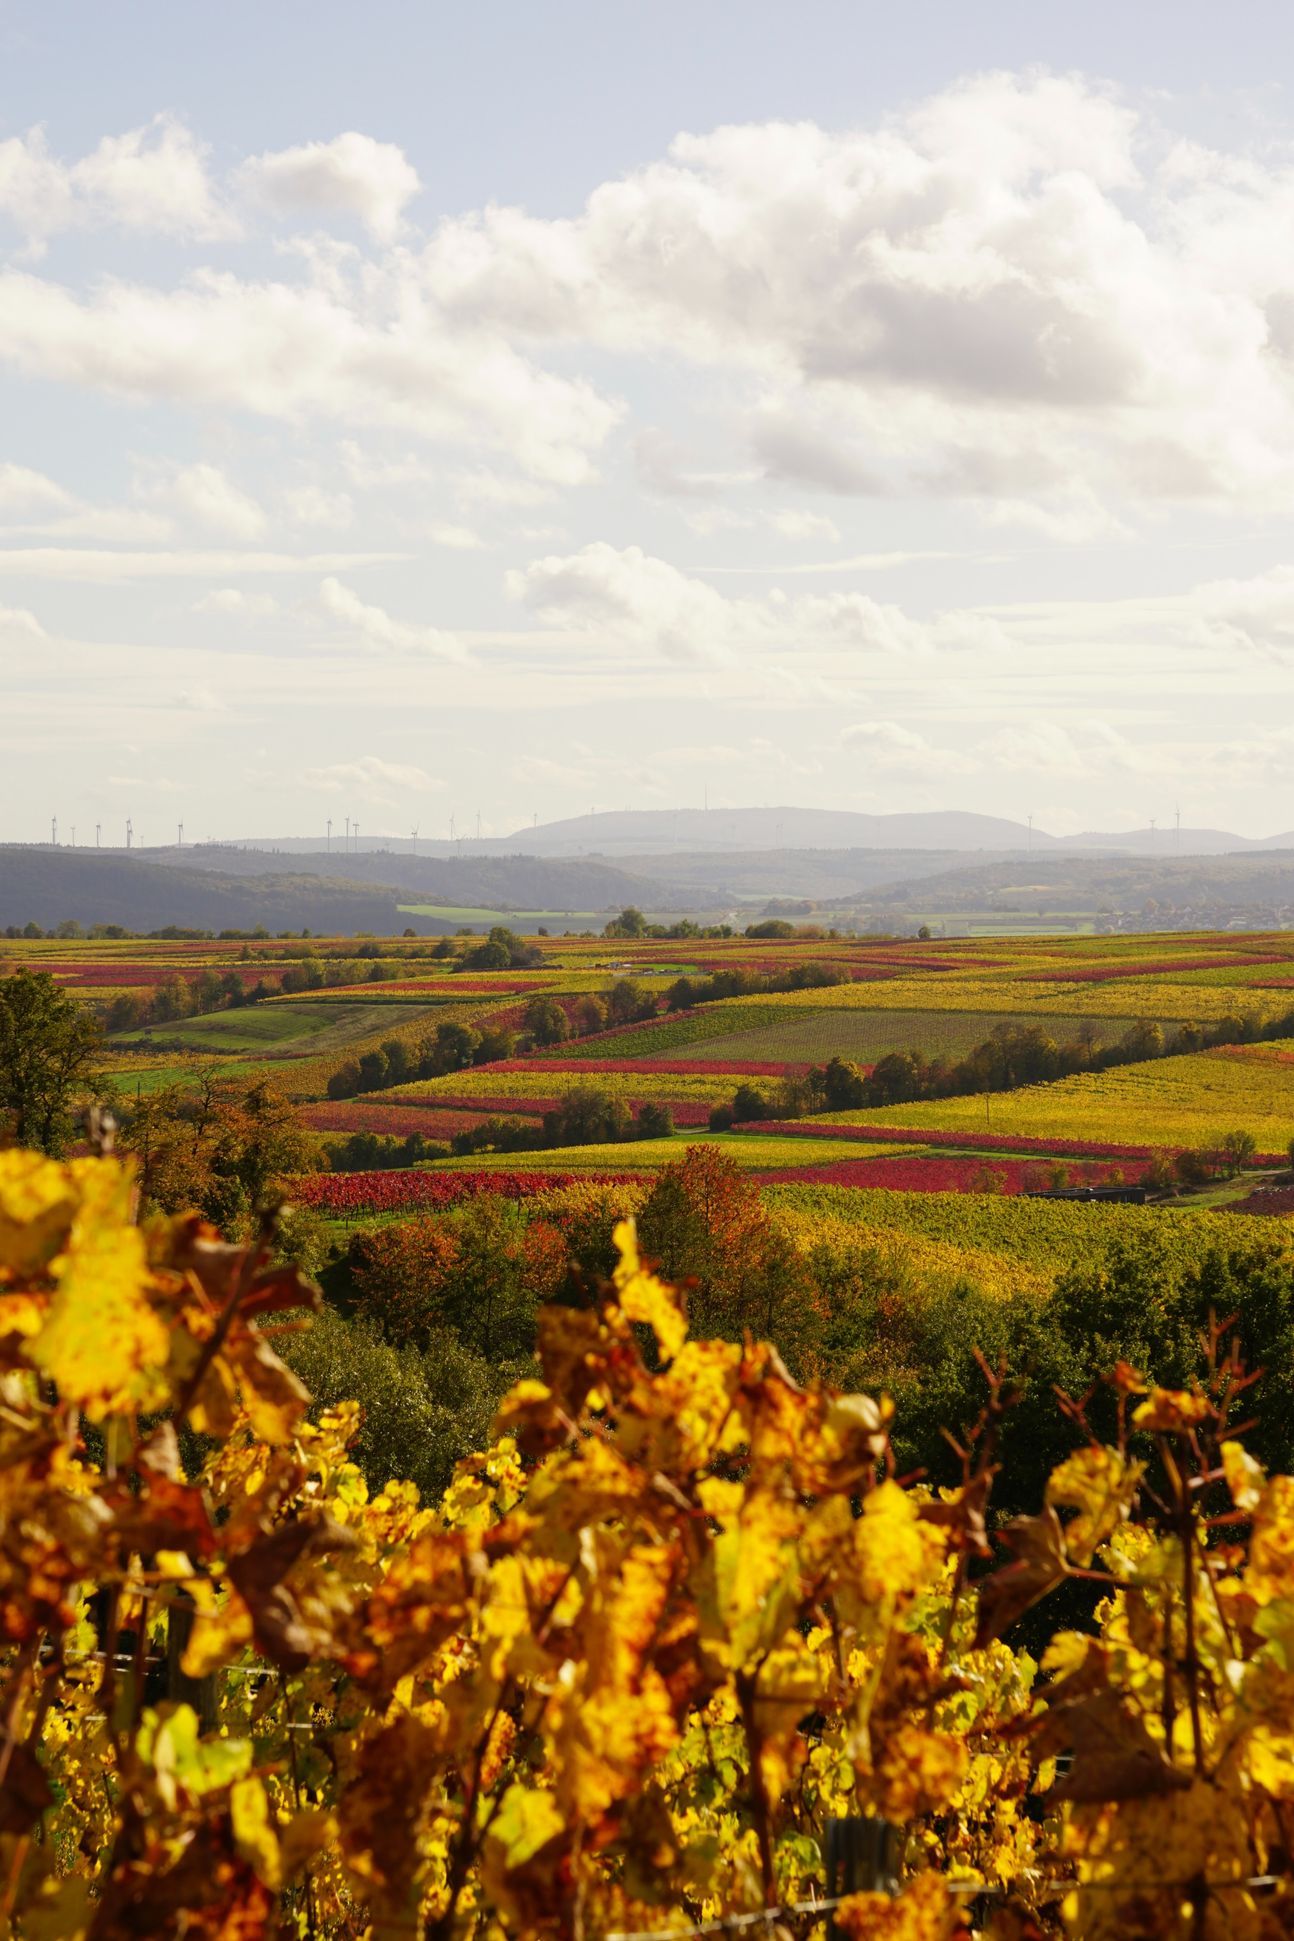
[
  {"left": 410, "top": 826, "right": 418, "bottom": 854},
  {"left": 126, "top": 818, "right": 133, "bottom": 851},
  {"left": 326, "top": 818, "right": 332, "bottom": 853},
  {"left": 51, "top": 816, "right": 57, "bottom": 847}
]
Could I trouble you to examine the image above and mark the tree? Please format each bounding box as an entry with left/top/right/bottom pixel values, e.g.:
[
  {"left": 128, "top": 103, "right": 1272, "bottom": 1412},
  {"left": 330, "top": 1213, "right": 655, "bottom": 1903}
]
[
  {"left": 572, "top": 994, "right": 608, "bottom": 1036},
  {"left": 357, "top": 1048, "right": 390, "bottom": 1092},
  {"left": 608, "top": 978, "right": 653, "bottom": 1026},
  {"left": 1220, "top": 1128, "right": 1258, "bottom": 1177},
  {"left": 636, "top": 1101, "right": 674, "bottom": 1139},
  {"left": 818, "top": 1055, "right": 868, "bottom": 1110},
  {"left": 150, "top": 972, "right": 191, "bottom": 1023},
  {"left": 731, "top": 1083, "right": 770, "bottom": 1123},
  {"left": 523, "top": 996, "right": 570, "bottom": 1046},
  {"left": 327, "top": 1059, "right": 362, "bottom": 1100},
  {"left": 637, "top": 1144, "right": 816, "bottom": 1357},
  {"left": 0, "top": 970, "right": 101, "bottom": 1153},
  {"left": 420, "top": 1021, "right": 480, "bottom": 1075},
  {"left": 121, "top": 1076, "right": 316, "bottom": 1228},
  {"left": 604, "top": 905, "right": 647, "bottom": 938},
  {"left": 542, "top": 1085, "right": 632, "bottom": 1146}
]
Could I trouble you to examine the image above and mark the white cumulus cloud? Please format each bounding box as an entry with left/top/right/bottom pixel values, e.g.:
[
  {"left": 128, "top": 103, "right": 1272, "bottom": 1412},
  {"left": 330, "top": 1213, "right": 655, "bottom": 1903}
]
[
  {"left": 240, "top": 133, "right": 420, "bottom": 242},
  {"left": 318, "top": 576, "right": 465, "bottom": 659}
]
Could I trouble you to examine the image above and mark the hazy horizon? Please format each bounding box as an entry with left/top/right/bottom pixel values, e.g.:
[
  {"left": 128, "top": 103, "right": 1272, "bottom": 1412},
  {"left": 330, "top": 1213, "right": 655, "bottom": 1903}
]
[{"left": 6, "top": 3, "right": 1294, "bottom": 841}]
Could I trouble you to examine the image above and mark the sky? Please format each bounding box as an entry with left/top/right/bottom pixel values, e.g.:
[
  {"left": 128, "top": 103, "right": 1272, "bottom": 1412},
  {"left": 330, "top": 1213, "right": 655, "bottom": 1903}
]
[{"left": 6, "top": 2, "right": 1294, "bottom": 842}]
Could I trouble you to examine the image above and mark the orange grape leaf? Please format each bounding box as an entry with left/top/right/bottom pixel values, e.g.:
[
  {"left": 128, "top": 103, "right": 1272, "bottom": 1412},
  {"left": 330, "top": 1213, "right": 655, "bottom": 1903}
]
[
  {"left": 1036, "top": 1688, "right": 1190, "bottom": 1801},
  {"left": 974, "top": 1508, "right": 1068, "bottom": 1646},
  {"left": 836, "top": 1872, "right": 968, "bottom": 1939}
]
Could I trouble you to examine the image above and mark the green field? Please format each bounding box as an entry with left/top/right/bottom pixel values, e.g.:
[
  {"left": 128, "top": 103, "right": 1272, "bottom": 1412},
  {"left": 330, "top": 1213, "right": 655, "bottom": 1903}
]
[
  {"left": 110, "top": 1000, "right": 429, "bottom": 1057},
  {"left": 397, "top": 903, "right": 604, "bottom": 927}
]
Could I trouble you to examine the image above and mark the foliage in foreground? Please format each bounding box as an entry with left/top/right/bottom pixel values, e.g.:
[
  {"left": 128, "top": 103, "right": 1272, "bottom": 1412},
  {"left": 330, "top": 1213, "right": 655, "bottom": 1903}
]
[{"left": 5, "top": 1152, "right": 1294, "bottom": 1934}]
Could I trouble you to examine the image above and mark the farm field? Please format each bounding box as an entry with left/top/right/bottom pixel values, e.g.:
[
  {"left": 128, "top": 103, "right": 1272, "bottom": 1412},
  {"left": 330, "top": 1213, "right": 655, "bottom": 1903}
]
[
  {"left": 657, "top": 1005, "right": 1149, "bottom": 1066},
  {"left": 8, "top": 924, "right": 1294, "bottom": 1225},
  {"left": 801, "top": 1040, "right": 1294, "bottom": 1155}
]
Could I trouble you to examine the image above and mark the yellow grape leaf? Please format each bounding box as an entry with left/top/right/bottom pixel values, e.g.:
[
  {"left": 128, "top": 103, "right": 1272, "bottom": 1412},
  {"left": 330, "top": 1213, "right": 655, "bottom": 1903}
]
[
  {"left": 710, "top": 1486, "right": 802, "bottom": 1664},
  {"left": 137, "top": 1705, "right": 252, "bottom": 1811},
  {"left": 866, "top": 1722, "right": 969, "bottom": 1822},
  {"left": 1222, "top": 1439, "right": 1266, "bottom": 1513},
  {"left": 612, "top": 1217, "right": 688, "bottom": 1361},
  {"left": 1248, "top": 1474, "right": 1294, "bottom": 1602},
  {"left": 230, "top": 1775, "right": 282, "bottom": 1890},
  {"left": 836, "top": 1873, "right": 963, "bottom": 1940},
  {"left": 0, "top": 1149, "right": 79, "bottom": 1278},
  {"left": 1061, "top": 1778, "right": 1253, "bottom": 1941},
  {"left": 854, "top": 1480, "right": 948, "bottom": 1604},
  {"left": 1045, "top": 1446, "right": 1144, "bottom": 1566},
  {"left": 221, "top": 1326, "right": 309, "bottom": 1445},
  {"left": 488, "top": 1783, "right": 565, "bottom": 1868},
  {"left": 1131, "top": 1388, "right": 1211, "bottom": 1433},
  {"left": 29, "top": 1158, "right": 170, "bottom": 1418}
]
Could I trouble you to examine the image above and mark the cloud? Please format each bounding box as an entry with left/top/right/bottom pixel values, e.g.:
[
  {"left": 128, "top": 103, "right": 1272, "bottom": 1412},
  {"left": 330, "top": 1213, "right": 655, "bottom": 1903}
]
[
  {"left": 0, "top": 603, "right": 45, "bottom": 637},
  {"left": 0, "top": 264, "right": 619, "bottom": 484},
  {"left": 428, "top": 522, "right": 485, "bottom": 550},
  {"left": 301, "top": 755, "right": 446, "bottom": 799},
  {"left": 147, "top": 463, "right": 265, "bottom": 539},
  {"left": 0, "top": 548, "right": 404, "bottom": 580},
  {"left": 284, "top": 485, "right": 354, "bottom": 531},
  {"left": 0, "top": 463, "right": 74, "bottom": 514},
  {"left": 841, "top": 720, "right": 977, "bottom": 774},
  {"left": 318, "top": 575, "right": 465, "bottom": 659},
  {"left": 0, "top": 116, "right": 235, "bottom": 247},
  {"left": 507, "top": 542, "right": 747, "bottom": 664},
  {"left": 766, "top": 509, "right": 840, "bottom": 542},
  {"left": 508, "top": 541, "right": 1009, "bottom": 665},
  {"left": 192, "top": 588, "right": 279, "bottom": 617},
  {"left": 240, "top": 133, "right": 420, "bottom": 242},
  {"left": 977, "top": 719, "right": 1142, "bottom": 780}
]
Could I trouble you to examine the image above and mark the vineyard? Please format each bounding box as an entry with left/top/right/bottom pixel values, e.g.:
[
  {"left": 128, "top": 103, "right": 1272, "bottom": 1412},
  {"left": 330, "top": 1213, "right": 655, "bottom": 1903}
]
[
  {"left": 8, "top": 1147, "right": 1294, "bottom": 1936},
  {"left": 5, "top": 927, "right": 1293, "bottom": 1209}
]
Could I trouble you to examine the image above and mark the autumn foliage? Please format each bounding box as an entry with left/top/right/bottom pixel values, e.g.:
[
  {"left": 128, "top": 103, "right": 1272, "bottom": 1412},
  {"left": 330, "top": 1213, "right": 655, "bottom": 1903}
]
[{"left": 5, "top": 1148, "right": 1294, "bottom": 1935}]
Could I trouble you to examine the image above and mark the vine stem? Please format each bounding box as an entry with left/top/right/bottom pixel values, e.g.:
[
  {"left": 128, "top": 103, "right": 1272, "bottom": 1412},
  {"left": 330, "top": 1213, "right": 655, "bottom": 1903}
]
[{"left": 735, "top": 1666, "right": 776, "bottom": 1908}]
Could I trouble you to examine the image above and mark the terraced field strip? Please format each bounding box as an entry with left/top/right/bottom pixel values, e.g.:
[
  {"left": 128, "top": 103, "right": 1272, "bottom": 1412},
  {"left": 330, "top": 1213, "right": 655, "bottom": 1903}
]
[
  {"left": 661, "top": 1007, "right": 1152, "bottom": 1066},
  {"left": 794, "top": 1042, "right": 1294, "bottom": 1155},
  {"left": 384, "top": 1067, "right": 741, "bottom": 1107},
  {"left": 430, "top": 1132, "right": 899, "bottom": 1172},
  {"left": 763, "top": 1182, "right": 1289, "bottom": 1274}
]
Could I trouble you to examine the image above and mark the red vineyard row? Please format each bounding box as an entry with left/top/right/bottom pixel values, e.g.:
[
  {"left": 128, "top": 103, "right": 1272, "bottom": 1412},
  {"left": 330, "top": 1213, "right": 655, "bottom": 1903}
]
[{"left": 292, "top": 1168, "right": 635, "bottom": 1215}]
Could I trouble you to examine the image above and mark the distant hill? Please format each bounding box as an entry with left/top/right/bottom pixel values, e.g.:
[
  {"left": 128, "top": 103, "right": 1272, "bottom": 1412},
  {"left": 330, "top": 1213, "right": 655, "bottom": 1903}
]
[
  {"left": 221, "top": 809, "right": 1294, "bottom": 861},
  {"left": 843, "top": 852, "right": 1294, "bottom": 926},
  {"left": 489, "top": 807, "right": 1050, "bottom": 856},
  {"left": 140, "top": 846, "right": 694, "bottom": 911},
  {"left": 1052, "top": 827, "right": 1294, "bottom": 857},
  {"left": 0, "top": 850, "right": 410, "bottom": 935}
]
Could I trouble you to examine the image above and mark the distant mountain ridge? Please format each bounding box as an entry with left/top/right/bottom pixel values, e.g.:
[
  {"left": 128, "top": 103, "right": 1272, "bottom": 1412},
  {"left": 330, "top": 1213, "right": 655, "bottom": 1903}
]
[{"left": 215, "top": 808, "right": 1294, "bottom": 860}]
